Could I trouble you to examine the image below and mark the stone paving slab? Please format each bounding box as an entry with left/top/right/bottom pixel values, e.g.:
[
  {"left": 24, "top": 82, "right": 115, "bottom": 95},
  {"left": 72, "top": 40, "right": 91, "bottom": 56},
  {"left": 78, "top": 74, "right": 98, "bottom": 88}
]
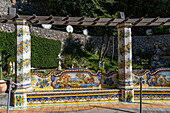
[
  {"left": 0, "top": 93, "right": 8, "bottom": 106},
  {"left": 51, "top": 108, "right": 170, "bottom": 113},
  {"left": 0, "top": 103, "right": 169, "bottom": 113}
]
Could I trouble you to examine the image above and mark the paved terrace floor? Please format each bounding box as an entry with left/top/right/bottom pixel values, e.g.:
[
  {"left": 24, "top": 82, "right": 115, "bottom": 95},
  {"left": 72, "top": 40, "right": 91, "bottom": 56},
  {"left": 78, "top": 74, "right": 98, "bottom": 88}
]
[{"left": 0, "top": 103, "right": 170, "bottom": 113}]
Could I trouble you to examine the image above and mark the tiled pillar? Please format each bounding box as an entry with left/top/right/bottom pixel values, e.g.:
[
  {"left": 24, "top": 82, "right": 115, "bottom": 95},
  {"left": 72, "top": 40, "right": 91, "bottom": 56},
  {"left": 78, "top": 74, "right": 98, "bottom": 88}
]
[
  {"left": 116, "top": 23, "right": 134, "bottom": 102},
  {"left": 13, "top": 19, "right": 32, "bottom": 107}
]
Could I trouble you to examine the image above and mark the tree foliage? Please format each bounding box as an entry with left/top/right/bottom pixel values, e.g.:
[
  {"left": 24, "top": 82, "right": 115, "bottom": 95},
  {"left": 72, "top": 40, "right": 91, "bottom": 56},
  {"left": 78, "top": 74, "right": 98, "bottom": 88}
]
[
  {"left": 30, "top": 0, "right": 115, "bottom": 17},
  {"left": 114, "top": 0, "right": 170, "bottom": 18},
  {"left": 28, "top": 0, "right": 170, "bottom": 18}
]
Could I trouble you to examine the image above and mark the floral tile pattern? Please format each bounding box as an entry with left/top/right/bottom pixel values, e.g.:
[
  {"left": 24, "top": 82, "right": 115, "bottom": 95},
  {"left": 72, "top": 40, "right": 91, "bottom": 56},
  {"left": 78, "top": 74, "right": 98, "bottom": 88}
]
[
  {"left": 101, "top": 71, "right": 118, "bottom": 88},
  {"left": 17, "top": 39, "right": 31, "bottom": 55},
  {"left": 117, "top": 24, "right": 132, "bottom": 86},
  {"left": 17, "top": 27, "right": 30, "bottom": 37},
  {"left": 17, "top": 72, "right": 30, "bottom": 83},
  {"left": 125, "top": 41, "right": 132, "bottom": 54},
  {"left": 17, "top": 59, "right": 30, "bottom": 70},
  {"left": 117, "top": 23, "right": 133, "bottom": 102},
  {"left": 31, "top": 73, "right": 52, "bottom": 89},
  {"left": 14, "top": 94, "right": 26, "bottom": 107},
  {"left": 16, "top": 20, "right": 31, "bottom": 95}
]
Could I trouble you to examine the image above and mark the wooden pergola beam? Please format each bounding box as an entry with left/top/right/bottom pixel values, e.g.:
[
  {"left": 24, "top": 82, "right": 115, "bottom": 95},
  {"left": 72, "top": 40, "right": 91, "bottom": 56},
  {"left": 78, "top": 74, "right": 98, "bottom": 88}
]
[{"left": 0, "top": 15, "right": 169, "bottom": 26}]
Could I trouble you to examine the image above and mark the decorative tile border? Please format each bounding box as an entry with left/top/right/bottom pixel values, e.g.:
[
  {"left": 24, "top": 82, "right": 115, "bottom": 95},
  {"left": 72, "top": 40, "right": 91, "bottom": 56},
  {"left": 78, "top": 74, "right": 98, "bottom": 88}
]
[
  {"left": 27, "top": 89, "right": 120, "bottom": 106},
  {"left": 134, "top": 90, "right": 170, "bottom": 103}
]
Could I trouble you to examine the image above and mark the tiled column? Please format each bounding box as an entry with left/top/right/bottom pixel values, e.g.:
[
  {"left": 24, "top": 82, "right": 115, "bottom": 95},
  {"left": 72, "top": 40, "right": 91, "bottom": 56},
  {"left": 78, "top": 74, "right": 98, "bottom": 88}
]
[
  {"left": 116, "top": 23, "right": 134, "bottom": 102},
  {"left": 13, "top": 19, "right": 32, "bottom": 107}
]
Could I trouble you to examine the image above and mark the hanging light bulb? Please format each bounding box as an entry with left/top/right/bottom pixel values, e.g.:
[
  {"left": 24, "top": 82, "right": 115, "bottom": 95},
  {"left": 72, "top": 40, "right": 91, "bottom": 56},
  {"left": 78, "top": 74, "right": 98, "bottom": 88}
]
[
  {"left": 42, "top": 24, "right": 52, "bottom": 29},
  {"left": 83, "top": 29, "right": 88, "bottom": 36},
  {"left": 66, "top": 25, "right": 73, "bottom": 33}
]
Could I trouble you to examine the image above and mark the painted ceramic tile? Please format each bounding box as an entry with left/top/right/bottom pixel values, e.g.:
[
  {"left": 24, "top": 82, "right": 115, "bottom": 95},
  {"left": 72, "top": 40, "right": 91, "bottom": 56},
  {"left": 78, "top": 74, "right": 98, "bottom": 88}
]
[
  {"left": 118, "top": 29, "right": 131, "bottom": 39},
  {"left": 134, "top": 90, "right": 170, "bottom": 103},
  {"left": 120, "top": 89, "right": 134, "bottom": 102},
  {"left": 27, "top": 90, "right": 119, "bottom": 105},
  {"left": 31, "top": 74, "right": 51, "bottom": 88},
  {"left": 17, "top": 72, "right": 30, "bottom": 83},
  {"left": 17, "top": 59, "right": 30, "bottom": 70},
  {"left": 17, "top": 39, "right": 31, "bottom": 55},
  {"left": 125, "top": 41, "right": 132, "bottom": 54},
  {"left": 147, "top": 71, "right": 170, "bottom": 86},
  {"left": 125, "top": 90, "right": 134, "bottom": 102},
  {"left": 125, "top": 73, "right": 132, "bottom": 80},
  {"left": 14, "top": 94, "right": 26, "bottom": 107},
  {"left": 16, "top": 22, "right": 31, "bottom": 91},
  {"left": 31, "top": 69, "right": 101, "bottom": 89},
  {"left": 17, "top": 27, "right": 30, "bottom": 37},
  {"left": 132, "top": 68, "right": 170, "bottom": 87},
  {"left": 52, "top": 72, "right": 100, "bottom": 89},
  {"left": 101, "top": 72, "right": 118, "bottom": 88},
  {"left": 125, "top": 58, "right": 132, "bottom": 67},
  {"left": 118, "top": 26, "right": 132, "bottom": 87}
]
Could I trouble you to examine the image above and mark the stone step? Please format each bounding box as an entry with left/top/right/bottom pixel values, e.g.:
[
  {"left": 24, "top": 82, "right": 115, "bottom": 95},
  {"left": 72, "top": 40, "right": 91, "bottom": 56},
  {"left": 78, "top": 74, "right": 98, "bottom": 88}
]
[
  {"left": 0, "top": 93, "right": 8, "bottom": 106},
  {"left": 27, "top": 89, "right": 120, "bottom": 106}
]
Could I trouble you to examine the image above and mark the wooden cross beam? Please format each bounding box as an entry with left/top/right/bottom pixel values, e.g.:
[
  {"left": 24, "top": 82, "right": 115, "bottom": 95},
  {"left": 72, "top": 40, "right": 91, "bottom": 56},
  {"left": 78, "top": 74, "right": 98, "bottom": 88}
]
[{"left": 0, "top": 14, "right": 169, "bottom": 26}]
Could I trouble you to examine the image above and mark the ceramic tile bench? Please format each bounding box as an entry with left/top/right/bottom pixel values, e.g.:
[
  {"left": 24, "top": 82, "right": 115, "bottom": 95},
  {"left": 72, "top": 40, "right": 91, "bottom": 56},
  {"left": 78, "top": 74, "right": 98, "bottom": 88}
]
[
  {"left": 28, "top": 69, "right": 120, "bottom": 106},
  {"left": 27, "top": 68, "right": 170, "bottom": 106}
]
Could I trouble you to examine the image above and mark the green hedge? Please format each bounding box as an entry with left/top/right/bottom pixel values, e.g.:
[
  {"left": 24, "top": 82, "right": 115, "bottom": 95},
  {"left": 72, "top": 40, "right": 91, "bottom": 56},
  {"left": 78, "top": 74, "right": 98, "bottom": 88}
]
[
  {"left": 0, "top": 32, "right": 15, "bottom": 71},
  {"left": 0, "top": 31, "right": 61, "bottom": 69}
]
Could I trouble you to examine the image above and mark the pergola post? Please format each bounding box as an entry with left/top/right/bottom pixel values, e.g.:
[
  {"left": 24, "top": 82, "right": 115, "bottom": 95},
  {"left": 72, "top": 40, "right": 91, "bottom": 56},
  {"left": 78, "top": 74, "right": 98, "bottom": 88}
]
[
  {"left": 116, "top": 23, "right": 134, "bottom": 102},
  {"left": 13, "top": 19, "right": 32, "bottom": 107}
]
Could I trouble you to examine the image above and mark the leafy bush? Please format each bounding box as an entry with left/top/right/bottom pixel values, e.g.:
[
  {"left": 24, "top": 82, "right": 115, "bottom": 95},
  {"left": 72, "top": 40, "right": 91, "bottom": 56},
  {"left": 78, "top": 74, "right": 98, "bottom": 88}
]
[
  {"left": 93, "top": 66, "right": 98, "bottom": 71},
  {"left": 132, "top": 64, "right": 144, "bottom": 69},
  {"left": 62, "top": 36, "right": 86, "bottom": 58},
  {"left": 62, "top": 55, "right": 73, "bottom": 69},
  {"left": 104, "top": 62, "right": 114, "bottom": 72},
  {"left": 152, "top": 26, "right": 169, "bottom": 35},
  {"left": 133, "top": 48, "right": 153, "bottom": 69},
  {"left": 98, "top": 67, "right": 106, "bottom": 73}
]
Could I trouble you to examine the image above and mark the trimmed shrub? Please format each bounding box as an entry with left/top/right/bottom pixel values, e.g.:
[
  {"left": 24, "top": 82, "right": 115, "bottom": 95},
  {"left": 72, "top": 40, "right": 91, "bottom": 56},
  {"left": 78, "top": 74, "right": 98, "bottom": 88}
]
[
  {"left": 0, "top": 31, "right": 61, "bottom": 69},
  {"left": 0, "top": 32, "right": 15, "bottom": 71},
  {"left": 31, "top": 35, "right": 61, "bottom": 68}
]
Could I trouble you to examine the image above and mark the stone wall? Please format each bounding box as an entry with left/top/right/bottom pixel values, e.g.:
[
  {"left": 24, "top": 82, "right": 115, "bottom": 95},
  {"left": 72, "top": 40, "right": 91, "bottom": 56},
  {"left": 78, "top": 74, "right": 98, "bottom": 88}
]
[
  {"left": 0, "top": 23, "right": 170, "bottom": 57},
  {"left": 31, "top": 26, "right": 104, "bottom": 53},
  {"left": 0, "top": 0, "right": 44, "bottom": 15},
  {"left": 132, "top": 35, "right": 170, "bottom": 54},
  {"left": 0, "top": 0, "right": 12, "bottom": 15},
  {"left": 33, "top": 30, "right": 170, "bottom": 58}
]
